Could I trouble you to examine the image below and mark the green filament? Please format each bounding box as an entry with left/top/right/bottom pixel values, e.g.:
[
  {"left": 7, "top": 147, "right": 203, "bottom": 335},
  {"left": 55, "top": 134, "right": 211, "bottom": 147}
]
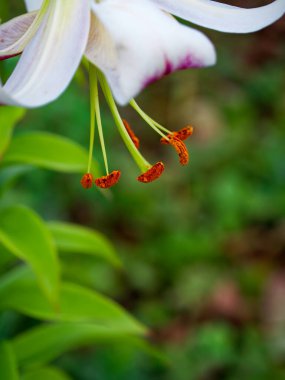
[
  {"left": 87, "top": 64, "right": 96, "bottom": 173},
  {"left": 97, "top": 70, "right": 150, "bottom": 173},
  {"left": 93, "top": 68, "right": 109, "bottom": 175},
  {"left": 129, "top": 100, "right": 171, "bottom": 135}
]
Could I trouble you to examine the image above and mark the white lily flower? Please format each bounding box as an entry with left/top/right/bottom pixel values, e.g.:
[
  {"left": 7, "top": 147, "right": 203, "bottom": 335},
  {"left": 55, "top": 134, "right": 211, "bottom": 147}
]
[
  {"left": 1, "top": 0, "right": 284, "bottom": 108},
  {"left": 0, "top": 0, "right": 284, "bottom": 187}
]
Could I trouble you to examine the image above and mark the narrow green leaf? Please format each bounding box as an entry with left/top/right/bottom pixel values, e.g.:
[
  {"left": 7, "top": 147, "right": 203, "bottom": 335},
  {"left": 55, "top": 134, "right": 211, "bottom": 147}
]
[
  {"left": 0, "top": 107, "right": 25, "bottom": 157},
  {"left": 0, "top": 206, "right": 59, "bottom": 306},
  {"left": 22, "top": 366, "right": 71, "bottom": 380},
  {"left": 0, "top": 341, "right": 19, "bottom": 380},
  {"left": 1, "top": 132, "right": 97, "bottom": 174},
  {"left": 48, "top": 222, "right": 121, "bottom": 268},
  {"left": 13, "top": 323, "right": 139, "bottom": 367},
  {"left": 12, "top": 322, "right": 165, "bottom": 369},
  {"left": 0, "top": 268, "right": 146, "bottom": 335}
]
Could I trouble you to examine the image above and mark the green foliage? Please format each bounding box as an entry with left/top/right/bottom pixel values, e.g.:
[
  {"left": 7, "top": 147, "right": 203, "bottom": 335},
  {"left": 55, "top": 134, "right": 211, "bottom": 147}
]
[
  {"left": 2, "top": 132, "right": 97, "bottom": 174},
  {"left": 0, "top": 267, "right": 145, "bottom": 333},
  {"left": 22, "top": 366, "right": 72, "bottom": 380},
  {"left": 0, "top": 341, "right": 19, "bottom": 380},
  {"left": 12, "top": 323, "right": 144, "bottom": 368},
  {"left": 0, "top": 206, "right": 59, "bottom": 306},
  {"left": 0, "top": 105, "right": 146, "bottom": 379},
  {"left": 0, "top": 107, "right": 25, "bottom": 157},
  {"left": 48, "top": 221, "right": 121, "bottom": 268}
]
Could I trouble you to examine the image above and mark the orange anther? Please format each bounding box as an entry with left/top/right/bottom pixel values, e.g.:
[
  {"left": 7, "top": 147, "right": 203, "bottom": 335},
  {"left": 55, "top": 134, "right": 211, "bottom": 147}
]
[
  {"left": 175, "top": 125, "right": 194, "bottom": 141},
  {"left": 123, "top": 119, "right": 140, "bottom": 149},
  {"left": 161, "top": 125, "right": 194, "bottom": 144},
  {"left": 137, "top": 162, "right": 165, "bottom": 183},
  {"left": 80, "top": 173, "right": 94, "bottom": 189},
  {"left": 171, "top": 137, "right": 189, "bottom": 165},
  {"left": 95, "top": 170, "right": 121, "bottom": 189},
  {"left": 163, "top": 136, "right": 189, "bottom": 166}
]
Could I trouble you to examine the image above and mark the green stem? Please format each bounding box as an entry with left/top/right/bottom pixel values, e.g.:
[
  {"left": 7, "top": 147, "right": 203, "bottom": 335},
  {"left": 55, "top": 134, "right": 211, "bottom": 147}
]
[
  {"left": 93, "top": 68, "right": 109, "bottom": 175},
  {"left": 87, "top": 64, "right": 96, "bottom": 173},
  {"left": 97, "top": 70, "right": 150, "bottom": 173}
]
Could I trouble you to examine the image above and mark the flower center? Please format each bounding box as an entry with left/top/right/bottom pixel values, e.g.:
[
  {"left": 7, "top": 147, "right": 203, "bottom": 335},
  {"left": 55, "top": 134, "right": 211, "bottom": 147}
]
[{"left": 80, "top": 65, "right": 193, "bottom": 190}]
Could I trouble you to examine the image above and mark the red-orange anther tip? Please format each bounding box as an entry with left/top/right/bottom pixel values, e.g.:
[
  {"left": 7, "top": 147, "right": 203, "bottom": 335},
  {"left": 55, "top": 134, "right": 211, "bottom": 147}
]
[
  {"left": 80, "top": 173, "right": 94, "bottom": 189},
  {"left": 176, "top": 125, "right": 194, "bottom": 141},
  {"left": 123, "top": 119, "right": 140, "bottom": 149},
  {"left": 172, "top": 137, "right": 189, "bottom": 166},
  {"left": 137, "top": 162, "right": 165, "bottom": 183},
  {"left": 162, "top": 136, "right": 189, "bottom": 166},
  {"left": 95, "top": 170, "right": 121, "bottom": 189},
  {"left": 160, "top": 125, "right": 194, "bottom": 144}
]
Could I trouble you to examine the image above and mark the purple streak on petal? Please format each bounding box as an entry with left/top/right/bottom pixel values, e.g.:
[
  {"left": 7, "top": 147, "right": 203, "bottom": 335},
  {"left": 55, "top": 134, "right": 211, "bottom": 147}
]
[
  {"left": 143, "top": 54, "right": 203, "bottom": 88},
  {"left": 164, "top": 59, "right": 173, "bottom": 75},
  {"left": 0, "top": 53, "right": 21, "bottom": 61},
  {"left": 177, "top": 54, "right": 203, "bottom": 70}
]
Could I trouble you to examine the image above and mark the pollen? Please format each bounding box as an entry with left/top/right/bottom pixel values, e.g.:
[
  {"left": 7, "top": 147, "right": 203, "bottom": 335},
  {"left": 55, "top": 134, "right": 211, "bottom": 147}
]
[
  {"left": 80, "top": 173, "right": 94, "bottom": 189},
  {"left": 137, "top": 162, "right": 165, "bottom": 183},
  {"left": 123, "top": 119, "right": 140, "bottom": 149},
  {"left": 160, "top": 125, "right": 194, "bottom": 144},
  {"left": 95, "top": 170, "right": 121, "bottom": 189},
  {"left": 176, "top": 125, "right": 194, "bottom": 141},
  {"left": 162, "top": 136, "right": 189, "bottom": 166}
]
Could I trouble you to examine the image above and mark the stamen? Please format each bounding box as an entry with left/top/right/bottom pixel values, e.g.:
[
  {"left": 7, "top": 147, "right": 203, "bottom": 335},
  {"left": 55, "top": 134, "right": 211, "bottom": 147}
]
[
  {"left": 93, "top": 67, "right": 109, "bottom": 175},
  {"left": 176, "top": 126, "right": 194, "bottom": 141},
  {"left": 137, "top": 162, "right": 165, "bottom": 183},
  {"left": 130, "top": 99, "right": 169, "bottom": 141},
  {"left": 95, "top": 170, "right": 121, "bottom": 189},
  {"left": 97, "top": 70, "right": 150, "bottom": 174},
  {"left": 80, "top": 173, "right": 94, "bottom": 189},
  {"left": 123, "top": 119, "right": 140, "bottom": 149},
  {"left": 163, "top": 136, "right": 189, "bottom": 166},
  {"left": 87, "top": 64, "right": 96, "bottom": 174},
  {"left": 161, "top": 126, "right": 194, "bottom": 144}
]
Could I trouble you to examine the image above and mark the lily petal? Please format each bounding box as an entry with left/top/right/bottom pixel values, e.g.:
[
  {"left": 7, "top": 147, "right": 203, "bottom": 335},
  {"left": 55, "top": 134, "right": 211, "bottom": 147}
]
[
  {"left": 86, "top": 0, "right": 216, "bottom": 105},
  {"left": 24, "top": 0, "right": 44, "bottom": 12},
  {"left": 0, "top": 12, "right": 38, "bottom": 60},
  {"left": 150, "top": 0, "right": 285, "bottom": 33},
  {"left": 0, "top": 0, "right": 90, "bottom": 107}
]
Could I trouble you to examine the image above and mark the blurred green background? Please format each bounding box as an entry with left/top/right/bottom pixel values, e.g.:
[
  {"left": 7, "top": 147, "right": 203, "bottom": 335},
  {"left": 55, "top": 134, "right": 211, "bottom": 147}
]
[{"left": 1, "top": 1, "right": 285, "bottom": 379}]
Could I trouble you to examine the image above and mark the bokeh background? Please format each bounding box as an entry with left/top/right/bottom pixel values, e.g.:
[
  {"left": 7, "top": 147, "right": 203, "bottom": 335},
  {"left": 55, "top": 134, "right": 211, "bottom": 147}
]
[{"left": 1, "top": 1, "right": 285, "bottom": 379}]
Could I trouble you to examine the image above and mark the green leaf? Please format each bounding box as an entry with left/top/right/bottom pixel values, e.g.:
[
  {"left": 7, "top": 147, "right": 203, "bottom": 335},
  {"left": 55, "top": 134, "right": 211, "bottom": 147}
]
[
  {"left": 1, "top": 132, "right": 97, "bottom": 174},
  {"left": 48, "top": 222, "right": 121, "bottom": 268},
  {"left": 13, "top": 322, "right": 165, "bottom": 368},
  {"left": 0, "top": 107, "right": 25, "bottom": 157},
  {"left": 0, "top": 244, "right": 16, "bottom": 271},
  {"left": 22, "top": 368, "right": 71, "bottom": 380},
  {"left": 13, "top": 323, "right": 139, "bottom": 367},
  {"left": 0, "top": 268, "right": 146, "bottom": 334},
  {"left": 0, "top": 206, "right": 59, "bottom": 306},
  {"left": 22, "top": 366, "right": 71, "bottom": 380},
  {"left": 0, "top": 165, "right": 33, "bottom": 195},
  {"left": 0, "top": 341, "right": 19, "bottom": 380}
]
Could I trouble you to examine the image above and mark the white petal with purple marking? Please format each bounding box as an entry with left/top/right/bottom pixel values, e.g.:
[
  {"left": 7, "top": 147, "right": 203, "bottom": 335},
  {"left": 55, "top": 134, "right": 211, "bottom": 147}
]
[
  {"left": 0, "top": 0, "right": 90, "bottom": 107},
  {"left": 0, "top": 12, "right": 37, "bottom": 60},
  {"left": 86, "top": 0, "right": 216, "bottom": 105},
  {"left": 150, "top": 0, "right": 285, "bottom": 33}
]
